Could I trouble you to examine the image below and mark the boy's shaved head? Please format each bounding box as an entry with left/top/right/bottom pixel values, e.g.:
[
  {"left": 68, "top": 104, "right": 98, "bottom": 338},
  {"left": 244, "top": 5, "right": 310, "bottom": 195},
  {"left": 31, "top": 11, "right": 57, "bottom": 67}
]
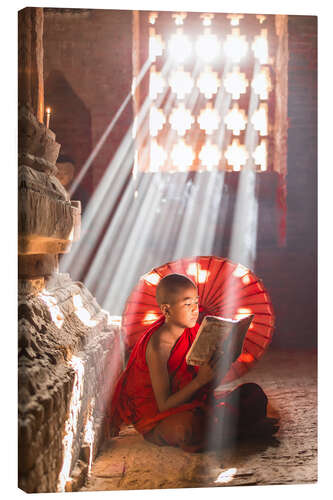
[{"left": 156, "top": 273, "right": 197, "bottom": 306}]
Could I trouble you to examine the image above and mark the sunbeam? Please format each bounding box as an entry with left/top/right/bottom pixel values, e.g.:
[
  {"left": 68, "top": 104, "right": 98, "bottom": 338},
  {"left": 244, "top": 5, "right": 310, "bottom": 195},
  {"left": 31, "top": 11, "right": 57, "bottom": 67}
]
[
  {"left": 146, "top": 172, "right": 190, "bottom": 265},
  {"left": 102, "top": 174, "right": 171, "bottom": 312},
  {"left": 69, "top": 57, "right": 151, "bottom": 197},
  {"left": 86, "top": 173, "right": 155, "bottom": 301},
  {"left": 60, "top": 125, "right": 136, "bottom": 279},
  {"left": 61, "top": 58, "right": 172, "bottom": 279},
  {"left": 62, "top": 15, "right": 268, "bottom": 321},
  {"left": 228, "top": 61, "right": 261, "bottom": 269}
]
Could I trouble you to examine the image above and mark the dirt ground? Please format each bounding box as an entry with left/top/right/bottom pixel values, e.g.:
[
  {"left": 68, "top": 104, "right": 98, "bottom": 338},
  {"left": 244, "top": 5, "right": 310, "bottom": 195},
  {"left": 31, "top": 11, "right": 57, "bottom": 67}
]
[{"left": 80, "top": 350, "right": 317, "bottom": 492}]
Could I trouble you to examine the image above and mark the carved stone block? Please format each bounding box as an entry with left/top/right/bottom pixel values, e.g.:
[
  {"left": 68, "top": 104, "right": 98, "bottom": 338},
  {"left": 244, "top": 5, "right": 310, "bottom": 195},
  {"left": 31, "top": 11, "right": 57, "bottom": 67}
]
[
  {"left": 18, "top": 165, "right": 81, "bottom": 255},
  {"left": 18, "top": 254, "right": 59, "bottom": 278},
  {"left": 18, "top": 105, "right": 60, "bottom": 164},
  {"left": 18, "top": 274, "right": 124, "bottom": 493}
]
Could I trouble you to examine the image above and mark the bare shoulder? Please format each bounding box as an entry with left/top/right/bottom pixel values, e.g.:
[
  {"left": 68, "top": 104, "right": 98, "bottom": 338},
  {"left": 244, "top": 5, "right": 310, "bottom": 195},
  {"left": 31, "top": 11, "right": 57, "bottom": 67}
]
[{"left": 146, "top": 326, "right": 174, "bottom": 364}]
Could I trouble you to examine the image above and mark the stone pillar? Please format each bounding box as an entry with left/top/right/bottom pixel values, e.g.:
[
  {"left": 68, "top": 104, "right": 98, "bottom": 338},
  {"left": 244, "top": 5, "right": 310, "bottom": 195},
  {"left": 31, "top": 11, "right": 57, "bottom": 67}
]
[
  {"left": 18, "top": 8, "right": 124, "bottom": 493},
  {"left": 18, "top": 7, "right": 80, "bottom": 283},
  {"left": 18, "top": 7, "right": 44, "bottom": 122}
]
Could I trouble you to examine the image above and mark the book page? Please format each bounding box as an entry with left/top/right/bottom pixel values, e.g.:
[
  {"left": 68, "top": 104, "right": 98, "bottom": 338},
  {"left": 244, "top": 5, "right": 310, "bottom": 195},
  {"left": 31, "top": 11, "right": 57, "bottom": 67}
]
[
  {"left": 214, "top": 314, "right": 254, "bottom": 380},
  {"left": 186, "top": 316, "right": 234, "bottom": 366},
  {"left": 186, "top": 314, "right": 254, "bottom": 369}
]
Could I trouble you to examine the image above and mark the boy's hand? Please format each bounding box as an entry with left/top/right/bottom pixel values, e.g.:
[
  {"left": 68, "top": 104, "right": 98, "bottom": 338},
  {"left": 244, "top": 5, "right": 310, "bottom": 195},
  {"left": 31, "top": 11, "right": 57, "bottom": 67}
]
[{"left": 196, "top": 351, "right": 221, "bottom": 387}]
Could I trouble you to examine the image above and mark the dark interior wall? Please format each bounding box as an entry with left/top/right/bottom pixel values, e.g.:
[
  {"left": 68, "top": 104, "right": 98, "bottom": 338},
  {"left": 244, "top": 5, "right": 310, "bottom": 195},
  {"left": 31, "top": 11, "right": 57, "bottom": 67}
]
[
  {"left": 256, "top": 15, "right": 317, "bottom": 350},
  {"left": 43, "top": 10, "right": 317, "bottom": 350},
  {"left": 43, "top": 8, "right": 133, "bottom": 204}
]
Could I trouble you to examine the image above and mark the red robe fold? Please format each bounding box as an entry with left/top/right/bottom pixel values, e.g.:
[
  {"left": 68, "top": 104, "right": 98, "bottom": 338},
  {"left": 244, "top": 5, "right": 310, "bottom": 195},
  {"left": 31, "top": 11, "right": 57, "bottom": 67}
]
[{"left": 108, "top": 317, "right": 211, "bottom": 435}]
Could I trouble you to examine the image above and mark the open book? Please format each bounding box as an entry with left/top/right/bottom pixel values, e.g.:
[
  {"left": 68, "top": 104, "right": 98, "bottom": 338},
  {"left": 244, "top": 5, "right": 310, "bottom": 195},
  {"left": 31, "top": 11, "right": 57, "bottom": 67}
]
[{"left": 186, "top": 314, "right": 254, "bottom": 369}]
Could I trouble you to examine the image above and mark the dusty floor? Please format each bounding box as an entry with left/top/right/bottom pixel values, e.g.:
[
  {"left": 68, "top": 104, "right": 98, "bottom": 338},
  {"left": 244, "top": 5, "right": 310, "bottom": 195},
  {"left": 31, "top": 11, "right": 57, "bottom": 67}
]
[{"left": 81, "top": 350, "right": 317, "bottom": 492}]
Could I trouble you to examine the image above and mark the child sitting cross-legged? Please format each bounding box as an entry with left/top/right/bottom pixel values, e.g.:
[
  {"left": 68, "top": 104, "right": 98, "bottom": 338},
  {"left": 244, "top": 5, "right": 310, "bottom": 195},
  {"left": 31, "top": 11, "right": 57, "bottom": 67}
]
[{"left": 108, "top": 273, "right": 278, "bottom": 452}]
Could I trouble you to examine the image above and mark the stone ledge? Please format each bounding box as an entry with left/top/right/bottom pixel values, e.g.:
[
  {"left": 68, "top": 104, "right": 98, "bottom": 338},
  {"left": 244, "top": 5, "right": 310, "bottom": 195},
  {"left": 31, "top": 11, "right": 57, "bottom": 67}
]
[
  {"left": 19, "top": 152, "right": 58, "bottom": 176},
  {"left": 18, "top": 164, "right": 69, "bottom": 201},
  {"left": 19, "top": 254, "right": 59, "bottom": 278},
  {"left": 18, "top": 273, "right": 125, "bottom": 492},
  {"left": 19, "top": 234, "right": 73, "bottom": 255},
  {"left": 18, "top": 166, "right": 81, "bottom": 254}
]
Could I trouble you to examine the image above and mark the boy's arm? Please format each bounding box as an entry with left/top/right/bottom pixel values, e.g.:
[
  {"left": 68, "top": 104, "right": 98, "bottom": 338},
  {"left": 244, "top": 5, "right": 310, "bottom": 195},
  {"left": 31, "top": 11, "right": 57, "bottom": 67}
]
[{"left": 146, "top": 338, "right": 217, "bottom": 412}]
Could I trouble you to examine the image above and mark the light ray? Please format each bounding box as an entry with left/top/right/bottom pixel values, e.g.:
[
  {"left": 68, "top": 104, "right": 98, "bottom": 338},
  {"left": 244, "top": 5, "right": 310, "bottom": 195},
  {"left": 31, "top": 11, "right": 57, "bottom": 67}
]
[
  {"left": 102, "top": 174, "right": 173, "bottom": 312},
  {"left": 132, "top": 172, "right": 190, "bottom": 288},
  {"left": 189, "top": 171, "right": 225, "bottom": 257},
  {"left": 137, "top": 62, "right": 205, "bottom": 268},
  {"left": 60, "top": 130, "right": 137, "bottom": 279},
  {"left": 85, "top": 173, "right": 153, "bottom": 297},
  {"left": 152, "top": 172, "right": 191, "bottom": 265},
  {"left": 150, "top": 65, "right": 209, "bottom": 261},
  {"left": 61, "top": 58, "right": 172, "bottom": 276},
  {"left": 69, "top": 57, "right": 151, "bottom": 197},
  {"left": 169, "top": 58, "right": 230, "bottom": 260},
  {"left": 172, "top": 170, "right": 225, "bottom": 260},
  {"left": 61, "top": 21, "right": 263, "bottom": 324},
  {"left": 228, "top": 61, "right": 261, "bottom": 269},
  {"left": 93, "top": 59, "right": 200, "bottom": 307},
  {"left": 60, "top": 98, "right": 148, "bottom": 275}
]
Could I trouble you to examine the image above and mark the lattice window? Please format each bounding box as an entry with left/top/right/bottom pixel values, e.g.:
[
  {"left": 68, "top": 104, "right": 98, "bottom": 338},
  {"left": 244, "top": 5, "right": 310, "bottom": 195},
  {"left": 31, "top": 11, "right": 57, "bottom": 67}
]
[{"left": 133, "top": 11, "right": 288, "bottom": 175}]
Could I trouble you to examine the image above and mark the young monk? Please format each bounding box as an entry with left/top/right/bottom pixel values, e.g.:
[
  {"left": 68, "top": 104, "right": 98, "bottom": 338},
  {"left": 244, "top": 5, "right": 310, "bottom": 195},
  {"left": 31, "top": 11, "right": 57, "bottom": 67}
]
[{"left": 108, "top": 273, "right": 278, "bottom": 452}]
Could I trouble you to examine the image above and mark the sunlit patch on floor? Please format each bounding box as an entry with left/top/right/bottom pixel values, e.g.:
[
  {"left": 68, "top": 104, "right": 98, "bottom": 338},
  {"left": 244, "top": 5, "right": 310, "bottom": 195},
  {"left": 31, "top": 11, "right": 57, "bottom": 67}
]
[{"left": 214, "top": 467, "right": 237, "bottom": 484}]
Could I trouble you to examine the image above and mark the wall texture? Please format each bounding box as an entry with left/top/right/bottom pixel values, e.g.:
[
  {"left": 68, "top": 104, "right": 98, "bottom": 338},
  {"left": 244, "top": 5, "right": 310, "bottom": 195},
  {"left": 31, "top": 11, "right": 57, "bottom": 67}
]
[
  {"left": 18, "top": 274, "right": 124, "bottom": 492},
  {"left": 256, "top": 15, "right": 317, "bottom": 349},
  {"left": 43, "top": 8, "right": 133, "bottom": 205}
]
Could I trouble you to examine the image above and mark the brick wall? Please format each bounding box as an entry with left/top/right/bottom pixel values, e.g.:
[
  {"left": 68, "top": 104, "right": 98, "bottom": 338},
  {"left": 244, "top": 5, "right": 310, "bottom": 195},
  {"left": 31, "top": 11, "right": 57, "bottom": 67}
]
[
  {"left": 215, "top": 16, "right": 317, "bottom": 350},
  {"left": 43, "top": 8, "right": 134, "bottom": 204},
  {"left": 256, "top": 15, "right": 317, "bottom": 349}
]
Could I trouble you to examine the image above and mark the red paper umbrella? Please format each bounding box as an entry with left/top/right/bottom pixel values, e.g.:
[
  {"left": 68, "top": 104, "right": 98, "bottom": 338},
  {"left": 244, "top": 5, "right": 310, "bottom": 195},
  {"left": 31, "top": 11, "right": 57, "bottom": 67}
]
[{"left": 122, "top": 256, "right": 275, "bottom": 383}]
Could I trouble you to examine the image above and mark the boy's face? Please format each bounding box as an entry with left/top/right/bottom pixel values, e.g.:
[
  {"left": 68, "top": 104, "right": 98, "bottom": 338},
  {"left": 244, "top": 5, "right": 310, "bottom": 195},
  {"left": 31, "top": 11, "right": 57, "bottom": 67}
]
[{"left": 165, "top": 286, "right": 199, "bottom": 329}]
